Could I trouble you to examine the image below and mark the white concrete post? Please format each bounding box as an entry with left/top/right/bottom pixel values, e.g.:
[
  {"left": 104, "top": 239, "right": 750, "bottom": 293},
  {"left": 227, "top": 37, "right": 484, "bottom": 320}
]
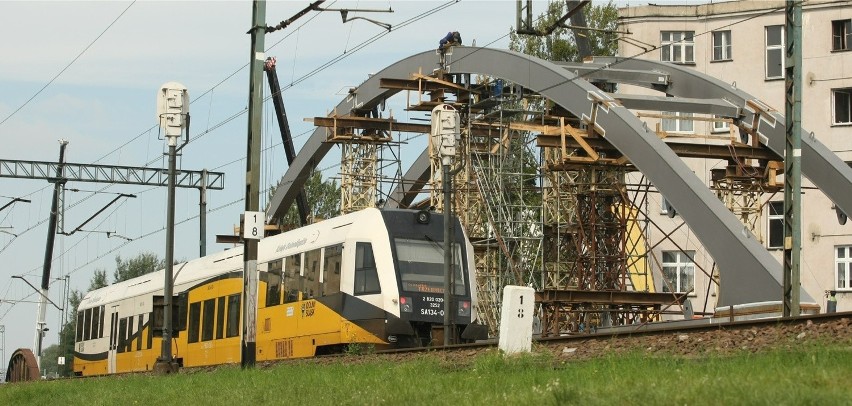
[{"left": 498, "top": 285, "right": 535, "bottom": 354}]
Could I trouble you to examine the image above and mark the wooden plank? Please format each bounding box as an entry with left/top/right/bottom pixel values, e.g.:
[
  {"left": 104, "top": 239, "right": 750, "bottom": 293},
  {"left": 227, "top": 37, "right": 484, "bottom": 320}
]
[{"left": 562, "top": 117, "right": 598, "bottom": 161}]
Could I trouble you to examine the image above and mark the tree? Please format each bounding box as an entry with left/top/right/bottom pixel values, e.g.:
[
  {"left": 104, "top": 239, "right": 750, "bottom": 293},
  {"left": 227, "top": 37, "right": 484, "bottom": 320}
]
[
  {"left": 269, "top": 168, "right": 341, "bottom": 227},
  {"left": 40, "top": 344, "right": 60, "bottom": 378},
  {"left": 90, "top": 268, "right": 108, "bottom": 290},
  {"left": 114, "top": 252, "right": 165, "bottom": 283},
  {"left": 509, "top": 1, "right": 618, "bottom": 61}
]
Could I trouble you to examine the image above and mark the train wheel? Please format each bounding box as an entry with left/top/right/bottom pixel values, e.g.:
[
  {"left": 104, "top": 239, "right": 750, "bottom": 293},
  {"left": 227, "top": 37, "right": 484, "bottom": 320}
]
[{"left": 5, "top": 348, "right": 40, "bottom": 383}]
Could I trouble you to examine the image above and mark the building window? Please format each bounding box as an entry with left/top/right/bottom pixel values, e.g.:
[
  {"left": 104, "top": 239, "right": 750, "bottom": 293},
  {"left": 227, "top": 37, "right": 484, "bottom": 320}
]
[
  {"left": 660, "top": 196, "right": 677, "bottom": 217},
  {"left": 661, "top": 31, "right": 694, "bottom": 63},
  {"left": 661, "top": 111, "right": 693, "bottom": 133},
  {"left": 768, "top": 201, "right": 784, "bottom": 249},
  {"left": 712, "top": 30, "right": 732, "bottom": 61},
  {"left": 833, "top": 88, "right": 852, "bottom": 125},
  {"left": 712, "top": 115, "right": 730, "bottom": 133},
  {"left": 833, "top": 19, "right": 851, "bottom": 51},
  {"left": 836, "top": 246, "right": 852, "bottom": 290},
  {"left": 661, "top": 251, "right": 694, "bottom": 293},
  {"left": 766, "top": 25, "right": 785, "bottom": 79}
]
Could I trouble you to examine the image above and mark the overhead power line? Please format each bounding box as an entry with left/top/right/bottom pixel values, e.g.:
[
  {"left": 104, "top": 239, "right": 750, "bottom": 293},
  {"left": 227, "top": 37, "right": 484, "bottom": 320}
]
[{"left": 0, "top": 1, "right": 137, "bottom": 129}]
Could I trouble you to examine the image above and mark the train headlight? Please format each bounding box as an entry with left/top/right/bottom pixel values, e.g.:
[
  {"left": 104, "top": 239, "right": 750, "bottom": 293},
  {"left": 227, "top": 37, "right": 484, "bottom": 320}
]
[
  {"left": 415, "top": 210, "right": 431, "bottom": 224},
  {"left": 400, "top": 296, "right": 413, "bottom": 313},
  {"left": 458, "top": 300, "right": 471, "bottom": 317}
]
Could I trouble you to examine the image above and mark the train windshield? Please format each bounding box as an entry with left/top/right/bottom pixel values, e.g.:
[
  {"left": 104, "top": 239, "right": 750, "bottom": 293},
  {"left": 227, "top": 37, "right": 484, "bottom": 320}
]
[{"left": 395, "top": 238, "right": 466, "bottom": 295}]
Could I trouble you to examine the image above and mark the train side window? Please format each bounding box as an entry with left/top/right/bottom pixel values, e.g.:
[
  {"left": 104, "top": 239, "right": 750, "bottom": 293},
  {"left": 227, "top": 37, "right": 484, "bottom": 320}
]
[
  {"left": 226, "top": 294, "right": 241, "bottom": 338},
  {"left": 202, "top": 298, "right": 215, "bottom": 341},
  {"left": 266, "top": 258, "right": 283, "bottom": 307},
  {"left": 117, "top": 318, "right": 127, "bottom": 353},
  {"left": 304, "top": 248, "right": 321, "bottom": 299},
  {"left": 323, "top": 244, "right": 343, "bottom": 296},
  {"left": 99, "top": 305, "right": 105, "bottom": 338},
  {"left": 284, "top": 254, "right": 301, "bottom": 303},
  {"left": 76, "top": 311, "right": 84, "bottom": 342},
  {"left": 188, "top": 302, "right": 201, "bottom": 343},
  {"left": 216, "top": 296, "right": 225, "bottom": 339},
  {"left": 137, "top": 316, "right": 144, "bottom": 351},
  {"left": 147, "top": 312, "right": 154, "bottom": 350},
  {"left": 82, "top": 308, "right": 91, "bottom": 341},
  {"left": 127, "top": 315, "right": 135, "bottom": 352},
  {"left": 91, "top": 306, "right": 100, "bottom": 341},
  {"left": 354, "top": 242, "right": 380, "bottom": 295}
]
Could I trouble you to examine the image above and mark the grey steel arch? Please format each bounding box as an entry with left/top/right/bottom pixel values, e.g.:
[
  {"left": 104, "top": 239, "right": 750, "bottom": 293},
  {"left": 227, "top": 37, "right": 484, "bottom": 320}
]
[
  {"left": 267, "top": 47, "right": 808, "bottom": 307},
  {"left": 583, "top": 56, "right": 852, "bottom": 218}
]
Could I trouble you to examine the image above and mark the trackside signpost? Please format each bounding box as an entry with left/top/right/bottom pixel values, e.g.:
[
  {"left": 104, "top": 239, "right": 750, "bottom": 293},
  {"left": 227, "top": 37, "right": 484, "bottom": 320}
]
[{"left": 498, "top": 285, "right": 534, "bottom": 354}]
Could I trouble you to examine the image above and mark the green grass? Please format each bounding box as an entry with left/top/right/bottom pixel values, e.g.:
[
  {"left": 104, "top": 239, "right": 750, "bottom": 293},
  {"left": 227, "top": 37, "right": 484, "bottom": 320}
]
[{"left": 3, "top": 341, "right": 851, "bottom": 406}]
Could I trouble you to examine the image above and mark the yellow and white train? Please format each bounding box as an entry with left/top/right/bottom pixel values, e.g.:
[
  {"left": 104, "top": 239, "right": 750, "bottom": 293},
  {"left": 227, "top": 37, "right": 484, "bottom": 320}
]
[{"left": 73, "top": 208, "right": 485, "bottom": 376}]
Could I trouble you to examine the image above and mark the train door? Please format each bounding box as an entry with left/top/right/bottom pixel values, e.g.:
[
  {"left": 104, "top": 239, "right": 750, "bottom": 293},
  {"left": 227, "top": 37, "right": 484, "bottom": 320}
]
[{"left": 108, "top": 306, "right": 119, "bottom": 374}]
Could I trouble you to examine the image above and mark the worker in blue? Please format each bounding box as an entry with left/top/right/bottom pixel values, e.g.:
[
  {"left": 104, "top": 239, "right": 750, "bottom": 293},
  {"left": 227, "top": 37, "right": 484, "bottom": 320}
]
[{"left": 438, "top": 31, "right": 462, "bottom": 51}]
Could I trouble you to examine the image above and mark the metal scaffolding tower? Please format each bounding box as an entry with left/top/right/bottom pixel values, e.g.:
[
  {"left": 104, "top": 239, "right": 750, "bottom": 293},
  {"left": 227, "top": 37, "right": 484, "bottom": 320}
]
[{"left": 314, "top": 114, "right": 401, "bottom": 214}]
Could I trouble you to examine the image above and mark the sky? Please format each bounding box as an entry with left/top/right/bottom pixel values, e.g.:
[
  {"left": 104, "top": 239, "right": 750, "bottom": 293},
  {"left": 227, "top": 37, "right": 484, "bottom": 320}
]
[{"left": 0, "top": 0, "right": 692, "bottom": 363}]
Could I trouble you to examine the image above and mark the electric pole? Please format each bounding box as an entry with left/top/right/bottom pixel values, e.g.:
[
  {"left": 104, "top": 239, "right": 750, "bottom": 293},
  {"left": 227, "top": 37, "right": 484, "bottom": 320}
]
[
  {"left": 34, "top": 140, "right": 68, "bottom": 370},
  {"left": 783, "top": 0, "right": 802, "bottom": 317},
  {"left": 242, "top": 0, "right": 267, "bottom": 368}
]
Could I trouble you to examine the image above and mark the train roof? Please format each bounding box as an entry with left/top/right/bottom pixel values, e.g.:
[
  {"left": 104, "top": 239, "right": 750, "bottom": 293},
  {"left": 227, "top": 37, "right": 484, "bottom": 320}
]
[{"left": 77, "top": 208, "right": 416, "bottom": 310}]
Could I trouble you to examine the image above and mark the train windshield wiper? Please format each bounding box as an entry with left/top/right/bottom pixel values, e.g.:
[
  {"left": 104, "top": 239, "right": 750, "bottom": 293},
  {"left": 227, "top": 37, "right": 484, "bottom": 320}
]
[{"left": 423, "top": 234, "right": 444, "bottom": 254}]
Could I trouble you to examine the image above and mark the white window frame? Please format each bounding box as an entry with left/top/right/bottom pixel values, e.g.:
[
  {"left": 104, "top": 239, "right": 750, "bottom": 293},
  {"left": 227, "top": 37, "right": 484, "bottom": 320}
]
[
  {"left": 832, "top": 19, "right": 852, "bottom": 51},
  {"left": 835, "top": 246, "right": 852, "bottom": 291},
  {"left": 712, "top": 30, "right": 732, "bottom": 61},
  {"left": 661, "top": 250, "right": 695, "bottom": 294},
  {"left": 660, "top": 196, "right": 677, "bottom": 217},
  {"left": 767, "top": 201, "right": 784, "bottom": 249},
  {"left": 832, "top": 88, "right": 852, "bottom": 125},
  {"left": 712, "top": 115, "right": 730, "bottom": 133},
  {"left": 661, "top": 111, "right": 694, "bottom": 133},
  {"left": 661, "top": 31, "right": 695, "bottom": 64},
  {"left": 765, "top": 25, "right": 785, "bottom": 80}
]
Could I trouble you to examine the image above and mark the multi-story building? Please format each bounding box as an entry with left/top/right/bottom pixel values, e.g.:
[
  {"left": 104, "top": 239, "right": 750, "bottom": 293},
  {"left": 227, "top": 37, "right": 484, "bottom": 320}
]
[{"left": 617, "top": 0, "right": 852, "bottom": 314}]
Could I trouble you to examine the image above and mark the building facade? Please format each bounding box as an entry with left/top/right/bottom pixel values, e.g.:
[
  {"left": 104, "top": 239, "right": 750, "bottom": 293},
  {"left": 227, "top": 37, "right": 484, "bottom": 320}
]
[{"left": 617, "top": 0, "right": 852, "bottom": 314}]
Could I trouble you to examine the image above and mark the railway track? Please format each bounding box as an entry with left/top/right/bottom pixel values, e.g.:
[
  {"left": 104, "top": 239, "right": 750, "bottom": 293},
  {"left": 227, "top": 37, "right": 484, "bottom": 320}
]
[
  {"left": 366, "top": 311, "right": 852, "bottom": 363},
  {"left": 11, "top": 311, "right": 852, "bottom": 382}
]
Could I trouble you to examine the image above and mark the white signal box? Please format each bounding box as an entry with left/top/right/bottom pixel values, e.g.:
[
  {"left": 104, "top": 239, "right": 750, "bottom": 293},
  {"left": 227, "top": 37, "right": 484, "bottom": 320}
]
[
  {"left": 498, "top": 285, "right": 535, "bottom": 354},
  {"left": 430, "top": 104, "right": 459, "bottom": 165},
  {"left": 243, "top": 211, "right": 265, "bottom": 240},
  {"left": 157, "top": 82, "right": 189, "bottom": 141}
]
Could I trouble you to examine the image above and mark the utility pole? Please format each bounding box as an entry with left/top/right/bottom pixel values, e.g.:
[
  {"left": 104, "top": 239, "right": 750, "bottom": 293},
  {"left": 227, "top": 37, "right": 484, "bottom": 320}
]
[
  {"left": 154, "top": 82, "right": 189, "bottom": 373},
  {"left": 200, "top": 169, "right": 208, "bottom": 257},
  {"left": 34, "top": 140, "right": 68, "bottom": 370},
  {"left": 432, "top": 104, "right": 459, "bottom": 346},
  {"left": 0, "top": 325, "right": 5, "bottom": 380},
  {"left": 783, "top": 1, "right": 802, "bottom": 317},
  {"left": 243, "top": 0, "right": 267, "bottom": 369}
]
